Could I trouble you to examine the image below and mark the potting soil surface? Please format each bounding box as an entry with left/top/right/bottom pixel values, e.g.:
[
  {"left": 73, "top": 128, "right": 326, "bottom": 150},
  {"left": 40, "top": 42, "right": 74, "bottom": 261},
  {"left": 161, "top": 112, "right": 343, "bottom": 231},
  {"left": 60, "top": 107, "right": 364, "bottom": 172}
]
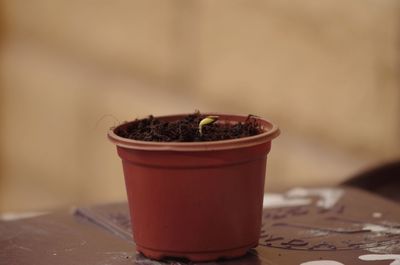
[{"left": 115, "top": 112, "right": 262, "bottom": 142}]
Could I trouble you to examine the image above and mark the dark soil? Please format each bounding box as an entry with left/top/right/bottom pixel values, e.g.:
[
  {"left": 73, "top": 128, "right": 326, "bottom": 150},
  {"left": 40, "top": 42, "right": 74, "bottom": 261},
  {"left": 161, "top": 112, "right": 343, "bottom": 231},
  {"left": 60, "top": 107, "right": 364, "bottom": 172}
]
[{"left": 114, "top": 112, "right": 263, "bottom": 142}]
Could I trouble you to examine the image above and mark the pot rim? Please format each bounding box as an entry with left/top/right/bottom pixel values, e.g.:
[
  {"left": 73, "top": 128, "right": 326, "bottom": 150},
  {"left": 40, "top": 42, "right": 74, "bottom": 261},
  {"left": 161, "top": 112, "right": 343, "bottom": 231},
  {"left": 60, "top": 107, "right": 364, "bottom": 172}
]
[{"left": 108, "top": 113, "right": 280, "bottom": 151}]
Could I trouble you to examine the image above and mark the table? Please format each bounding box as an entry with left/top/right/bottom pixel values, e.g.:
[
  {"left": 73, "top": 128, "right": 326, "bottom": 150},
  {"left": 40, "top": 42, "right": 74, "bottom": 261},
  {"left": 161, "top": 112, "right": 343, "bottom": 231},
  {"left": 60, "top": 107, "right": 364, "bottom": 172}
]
[{"left": 1, "top": 188, "right": 399, "bottom": 265}]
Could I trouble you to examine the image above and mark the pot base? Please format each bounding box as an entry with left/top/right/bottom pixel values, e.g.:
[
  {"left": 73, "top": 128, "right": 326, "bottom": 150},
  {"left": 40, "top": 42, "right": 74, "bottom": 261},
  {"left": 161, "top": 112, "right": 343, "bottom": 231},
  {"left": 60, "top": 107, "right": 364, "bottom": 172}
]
[{"left": 137, "top": 243, "right": 258, "bottom": 262}]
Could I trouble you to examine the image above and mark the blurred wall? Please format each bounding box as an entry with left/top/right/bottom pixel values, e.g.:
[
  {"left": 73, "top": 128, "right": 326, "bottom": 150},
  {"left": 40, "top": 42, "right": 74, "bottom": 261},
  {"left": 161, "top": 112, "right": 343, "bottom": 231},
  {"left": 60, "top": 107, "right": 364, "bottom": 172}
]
[{"left": 1, "top": 0, "right": 399, "bottom": 213}]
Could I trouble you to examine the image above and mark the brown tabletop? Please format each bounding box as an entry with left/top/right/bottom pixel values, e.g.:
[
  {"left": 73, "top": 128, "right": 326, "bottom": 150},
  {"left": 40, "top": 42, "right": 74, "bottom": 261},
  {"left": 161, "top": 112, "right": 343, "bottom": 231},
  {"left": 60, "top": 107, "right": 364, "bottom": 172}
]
[{"left": 1, "top": 187, "right": 399, "bottom": 265}]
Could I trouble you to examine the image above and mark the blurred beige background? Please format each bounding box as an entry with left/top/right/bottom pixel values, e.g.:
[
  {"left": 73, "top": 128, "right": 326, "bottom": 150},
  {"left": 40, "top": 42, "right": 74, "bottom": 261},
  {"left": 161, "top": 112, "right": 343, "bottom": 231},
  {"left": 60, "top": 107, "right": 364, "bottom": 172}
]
[{"left": 1, "top": 0, "right": 399, "bottom": 213}]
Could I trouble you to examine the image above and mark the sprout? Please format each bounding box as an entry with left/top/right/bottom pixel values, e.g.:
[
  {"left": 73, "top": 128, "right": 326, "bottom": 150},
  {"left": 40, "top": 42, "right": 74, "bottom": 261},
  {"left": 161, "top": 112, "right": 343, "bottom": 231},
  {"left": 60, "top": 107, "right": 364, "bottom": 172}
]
[{"left": 199, "top": 116, "right": 219, "bottom": 135}]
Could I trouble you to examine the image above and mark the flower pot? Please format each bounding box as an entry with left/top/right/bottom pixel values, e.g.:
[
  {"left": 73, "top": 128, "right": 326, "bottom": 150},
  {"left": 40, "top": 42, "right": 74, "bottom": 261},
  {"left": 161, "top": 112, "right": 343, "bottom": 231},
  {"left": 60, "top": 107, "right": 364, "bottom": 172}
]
[{"left": 108, "top": 113, "right": 280, "bottom": 261}]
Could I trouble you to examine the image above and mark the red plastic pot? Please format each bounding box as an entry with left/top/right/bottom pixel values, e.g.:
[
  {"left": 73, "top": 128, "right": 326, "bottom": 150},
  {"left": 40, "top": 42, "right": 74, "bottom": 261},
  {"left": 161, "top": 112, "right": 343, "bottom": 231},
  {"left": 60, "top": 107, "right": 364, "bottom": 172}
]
[{"left": 108, "top": 113, "right": 279, "bottom": 261}]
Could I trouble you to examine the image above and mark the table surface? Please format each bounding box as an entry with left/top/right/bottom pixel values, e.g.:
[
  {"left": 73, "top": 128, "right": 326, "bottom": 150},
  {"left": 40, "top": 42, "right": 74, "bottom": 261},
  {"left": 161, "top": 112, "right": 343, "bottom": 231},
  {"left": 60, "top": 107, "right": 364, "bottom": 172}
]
[{"left": 1, "top": 187, "right": 399, "bottom": 265}]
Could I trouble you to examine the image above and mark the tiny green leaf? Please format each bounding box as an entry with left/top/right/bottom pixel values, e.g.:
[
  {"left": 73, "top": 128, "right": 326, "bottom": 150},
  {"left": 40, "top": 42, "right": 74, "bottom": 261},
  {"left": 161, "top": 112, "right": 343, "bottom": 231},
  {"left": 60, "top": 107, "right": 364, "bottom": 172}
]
[{"left": 199, "top": 116, "right": 219, "bottom": 135}]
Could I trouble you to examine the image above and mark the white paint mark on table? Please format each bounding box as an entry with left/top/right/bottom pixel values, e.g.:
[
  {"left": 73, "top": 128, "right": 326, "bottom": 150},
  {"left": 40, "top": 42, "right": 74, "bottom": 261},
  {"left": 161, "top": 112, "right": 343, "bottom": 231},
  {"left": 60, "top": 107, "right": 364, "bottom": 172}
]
[
  {"left": 373, "top": 212, "right": 383, "bottom": 218},
  {"left": 360, "top": 223, "right": 400, "bottom": 253},
  {"left": 286, "top": 187, "right": 344, "bottom": 209},
  {"left": 0, "top": 211, "right": 48, "bottom": 221},
  {"left": 263, "top": 193, "right": 311, "bottom": 208},
  {"left": 363, "top": 224, "right": 400, "bottom": 234},
  {"left": 359, "top": 254, "right": 400, "bottom": 265},
  {"left": 263, "top": 187, "right": 344, "bottom": 209},
  {"left": 300, "top": 260, "right": 344, "bottom": 265}
]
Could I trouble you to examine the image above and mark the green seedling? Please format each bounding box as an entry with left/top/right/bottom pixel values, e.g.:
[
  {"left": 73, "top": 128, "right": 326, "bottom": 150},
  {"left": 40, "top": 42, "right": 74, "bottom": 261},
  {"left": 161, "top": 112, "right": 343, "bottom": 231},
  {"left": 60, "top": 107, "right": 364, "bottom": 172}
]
[{"left": 199, "top": 116, "right": 219, "bottom": 135}]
